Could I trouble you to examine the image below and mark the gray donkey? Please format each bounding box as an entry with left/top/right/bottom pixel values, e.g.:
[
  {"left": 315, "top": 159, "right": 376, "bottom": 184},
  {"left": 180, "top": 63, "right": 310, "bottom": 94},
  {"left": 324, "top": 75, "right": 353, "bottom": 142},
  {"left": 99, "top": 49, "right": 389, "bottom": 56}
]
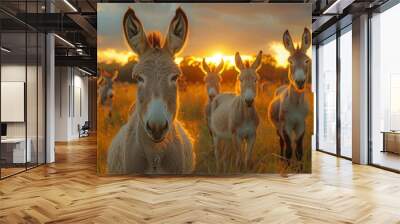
[
  {"left": 210, "top": 51, "right": 262, "bottom": 170},
  {"left": 98, "top": 69, "right": 118, "bottom": 112},
  {"left": 201, "top": 59, "right": 224, "bottom": 137},
  {"left": 268, "top": 28, "right": 311, "bottom": 167},
  {"left": 107, "top": 7, "right": 195, "bottom": 174}
]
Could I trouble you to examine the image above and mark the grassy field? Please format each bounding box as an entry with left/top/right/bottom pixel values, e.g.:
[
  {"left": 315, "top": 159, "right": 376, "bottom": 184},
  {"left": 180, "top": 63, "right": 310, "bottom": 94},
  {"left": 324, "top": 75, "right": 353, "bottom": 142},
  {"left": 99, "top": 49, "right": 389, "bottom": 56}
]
[{"left": 97, "top": 79, "right": 313, "bottom": 175}]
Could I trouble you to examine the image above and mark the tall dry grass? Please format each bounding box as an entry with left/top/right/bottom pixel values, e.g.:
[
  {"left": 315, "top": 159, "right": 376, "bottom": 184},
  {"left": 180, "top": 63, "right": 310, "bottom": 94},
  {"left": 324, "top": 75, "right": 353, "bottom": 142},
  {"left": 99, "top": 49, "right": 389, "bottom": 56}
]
[{"left": 97, "top": 77, "right": 313, "bottom": 175}]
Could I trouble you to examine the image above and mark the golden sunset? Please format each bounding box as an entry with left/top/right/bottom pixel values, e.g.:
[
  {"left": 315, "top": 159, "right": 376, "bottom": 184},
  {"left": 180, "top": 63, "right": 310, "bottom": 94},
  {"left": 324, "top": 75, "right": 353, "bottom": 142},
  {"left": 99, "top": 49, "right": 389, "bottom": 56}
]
[
  {"left": 98, "top": 3, "right": 310, "bottom": 67},
  {"left": 98, "top": 49, "right": 256, "bottom": 68}
]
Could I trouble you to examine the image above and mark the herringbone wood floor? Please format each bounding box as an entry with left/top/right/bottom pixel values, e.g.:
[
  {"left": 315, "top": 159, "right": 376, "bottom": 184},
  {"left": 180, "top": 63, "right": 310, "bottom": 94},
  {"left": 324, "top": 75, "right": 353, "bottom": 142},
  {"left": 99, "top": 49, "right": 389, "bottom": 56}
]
[{"left": 1, "top": 136, "right": 400, "bottom": 224}]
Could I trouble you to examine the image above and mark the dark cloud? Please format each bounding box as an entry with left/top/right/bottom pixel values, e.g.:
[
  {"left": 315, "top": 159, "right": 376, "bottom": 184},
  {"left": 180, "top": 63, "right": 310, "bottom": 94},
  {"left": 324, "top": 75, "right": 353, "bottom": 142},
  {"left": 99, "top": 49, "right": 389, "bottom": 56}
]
[{"left": 98, "top": 3, "right": 311, "bottom": 57}]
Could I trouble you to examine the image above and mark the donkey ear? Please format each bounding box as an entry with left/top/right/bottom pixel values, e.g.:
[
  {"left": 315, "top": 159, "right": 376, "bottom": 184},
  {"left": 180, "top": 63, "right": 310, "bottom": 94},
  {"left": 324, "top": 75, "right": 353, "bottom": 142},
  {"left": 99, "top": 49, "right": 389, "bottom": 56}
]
[
  {"left": 251, "top": 51, "right": 263, "bottom": 70},
  {"left": 301, "top": 28, "right": 311, "bottom": 53},
  {"left": 131, "top": 69, "right": 136, "bottom": 82},
  {"left": 97, "top": 76, "right": 104, "bottom": 86},
  {"left": 123, "top": 8, "right": 149, "bottom": 57},
  {"left": 235, "top": 52, "right": 245, "bottom": 71},
  {"left": 202, "top": 58, "right": 211, "bottom": 74},
  {"left": 164, "top": 7, "right": 189, "bottom": 56},
  {"left": 112, "top": 71, "right": 119, "bottom": 81},
  {"left": 215, "top": 59, "right": 224, "bottom": 74},
  {"left": 283, "top": 30, "right": 295, "bottom": 54}
]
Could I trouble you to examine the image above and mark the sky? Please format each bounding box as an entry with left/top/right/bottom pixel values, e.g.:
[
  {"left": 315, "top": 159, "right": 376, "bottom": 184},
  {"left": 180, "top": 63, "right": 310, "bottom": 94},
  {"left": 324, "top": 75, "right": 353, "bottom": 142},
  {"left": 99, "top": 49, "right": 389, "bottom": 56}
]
[{"left": 97, "top": 3, "right": 311, "bottom": 65}]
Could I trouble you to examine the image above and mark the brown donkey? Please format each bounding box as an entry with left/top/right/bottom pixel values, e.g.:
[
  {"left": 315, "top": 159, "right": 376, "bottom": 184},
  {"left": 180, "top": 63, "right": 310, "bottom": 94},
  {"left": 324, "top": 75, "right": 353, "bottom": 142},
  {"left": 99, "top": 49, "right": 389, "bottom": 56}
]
[{"left": 107, "top": 7, "right": 195, "bottom": 174}]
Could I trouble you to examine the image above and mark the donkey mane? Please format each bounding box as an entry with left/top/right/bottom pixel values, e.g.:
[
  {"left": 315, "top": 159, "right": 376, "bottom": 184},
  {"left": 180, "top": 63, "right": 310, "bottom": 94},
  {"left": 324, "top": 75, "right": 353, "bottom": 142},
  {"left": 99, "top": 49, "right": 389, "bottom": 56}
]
[
  {"left": 208, "top": 64, "right": 218, "bottom": 72},
  {"left": 244, "top": 60, "right": 251, "bottom": 68},
  {"left": 147, "top": 32, "right": 163, "bottom": 48}
]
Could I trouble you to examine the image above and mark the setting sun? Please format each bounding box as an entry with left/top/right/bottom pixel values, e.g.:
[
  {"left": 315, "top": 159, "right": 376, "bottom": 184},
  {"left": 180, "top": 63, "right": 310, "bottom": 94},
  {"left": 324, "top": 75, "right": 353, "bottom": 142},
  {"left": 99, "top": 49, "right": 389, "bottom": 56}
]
[
  {"left": 98, "top": 49, "right": 259, "bottom": 69},
  {"left": 175, "top": 57, "right": 184, "bottom": 64},
  {"left": 269, "top": 42, "right": 290, "bottom": 67},
  {"left": 206, "top": 53, "right": 225, "bottom": 65},
  {"left": 98, "top": 49, "right": 136, "bottom": 65},
  {"left": 204, "top": 53, "right": 255, "bottom": 68},
  {"left": 98, "top": 48, "right": 312, "bottom": 70}
]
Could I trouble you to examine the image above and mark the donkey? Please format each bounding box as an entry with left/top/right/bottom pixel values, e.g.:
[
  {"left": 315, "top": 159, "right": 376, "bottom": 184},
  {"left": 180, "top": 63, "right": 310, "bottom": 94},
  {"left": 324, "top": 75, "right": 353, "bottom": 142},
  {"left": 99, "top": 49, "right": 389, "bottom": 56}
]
[
  {"left": 107, "top": 7, "right": 195, "bottom": 174},
  {"left": 210, "top": 51, "right": 262, "bottom": 170},
  {"left": 268, "top": 28, "right": 311, "bottom": 166},
  {"left": 202, "top": 58, "right": 224, "bottom": 137},
  {"left": 98, "top": 68, "right": 118, "bottom": 111}
]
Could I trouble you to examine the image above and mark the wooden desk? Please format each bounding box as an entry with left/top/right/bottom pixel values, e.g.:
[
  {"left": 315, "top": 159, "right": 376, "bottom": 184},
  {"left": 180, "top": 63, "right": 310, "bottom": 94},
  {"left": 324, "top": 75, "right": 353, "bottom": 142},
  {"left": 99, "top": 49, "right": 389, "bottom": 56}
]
[{"left": 381, "top": 131, "right": 400, "bottom": 154}]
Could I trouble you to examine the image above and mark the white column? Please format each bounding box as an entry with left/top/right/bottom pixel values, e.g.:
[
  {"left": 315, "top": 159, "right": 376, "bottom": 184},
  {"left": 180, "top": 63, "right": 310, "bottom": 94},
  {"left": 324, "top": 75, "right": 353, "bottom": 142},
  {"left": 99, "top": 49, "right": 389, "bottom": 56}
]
[
  {"left": 46, "top": 33, "right": 55, "bottom": 163},
  {"left": 352, "top": 14, "right": 369, "bottom": 164},
  {"left": 45, "top": 1, "right": 55, "bottom": 163},
  {"left": 312, "top": 45, "right": 317, "bottom": 151}
]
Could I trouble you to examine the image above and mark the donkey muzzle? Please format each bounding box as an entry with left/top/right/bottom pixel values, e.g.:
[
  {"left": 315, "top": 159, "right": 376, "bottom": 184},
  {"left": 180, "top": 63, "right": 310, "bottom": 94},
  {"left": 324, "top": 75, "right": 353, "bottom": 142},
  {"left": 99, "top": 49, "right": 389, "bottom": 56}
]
[
  {"left": 244, "top": 89, "right": 255, "bottom": 107},
  {"left": 208, "top": 88, "right": 217, "bottom": 101},
  {"left": 295, "top": 80, "right": 305, "bottom": 90},
  {"left": 146, "top": 120, "right": 169, "bottom": 143},
  {"left": 209, "top": 94, "right": 216, "bottom": 101},
  {"left": 245, "top": 99, "right": 254, "bottom": 107}
]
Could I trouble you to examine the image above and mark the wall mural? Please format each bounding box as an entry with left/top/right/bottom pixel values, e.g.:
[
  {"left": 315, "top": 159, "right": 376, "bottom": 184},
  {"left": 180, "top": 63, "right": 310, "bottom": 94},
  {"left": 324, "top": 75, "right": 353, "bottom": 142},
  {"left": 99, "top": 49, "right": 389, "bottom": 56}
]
[{"left": 97, "top": 3, "right": 313, "bottom": 175}]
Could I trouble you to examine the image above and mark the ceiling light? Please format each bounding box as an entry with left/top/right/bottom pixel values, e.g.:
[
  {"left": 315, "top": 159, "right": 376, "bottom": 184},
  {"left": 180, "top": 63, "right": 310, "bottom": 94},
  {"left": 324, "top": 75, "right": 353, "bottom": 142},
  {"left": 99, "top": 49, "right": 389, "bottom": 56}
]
[
  {"left": 54, "top": 34, "right": 75, "bottom": 48},
  {"left": 323, "top": 0, "right": 355, "bottom": 15},
  {"left": 76, "top": 48, "right": 85, "bottom": 55},
  {"left": 1, "top": 47, "right": 11, "bottom": 53},
  {"left": 63, "top": 0, "right": 78, "bottom": 12},
  {"left": 78, "top": 67, "right": 93, "bottom": 76}
]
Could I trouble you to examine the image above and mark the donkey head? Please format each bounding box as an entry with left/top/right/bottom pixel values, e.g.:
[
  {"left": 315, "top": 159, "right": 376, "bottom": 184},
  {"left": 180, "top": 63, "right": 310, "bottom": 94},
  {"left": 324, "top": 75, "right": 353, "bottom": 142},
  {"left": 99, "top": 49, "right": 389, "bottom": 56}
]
[
  {"left": 283, "top": 28, "right": 311, "bottom": 91},
  {"left": 235, "top": 51, "right": 262, "bottom": 107},
  {"left": 123, "top": 7, "right": 188, "bottom": 143},
  {"left": 98, "top": 68, "right": 118, "bottom": 88},
  {"left": 98, "top": 69, "right": 118, "bottom": 105},
  {"left": 202, "top": 59, "right": 224, "bottom": 101}
]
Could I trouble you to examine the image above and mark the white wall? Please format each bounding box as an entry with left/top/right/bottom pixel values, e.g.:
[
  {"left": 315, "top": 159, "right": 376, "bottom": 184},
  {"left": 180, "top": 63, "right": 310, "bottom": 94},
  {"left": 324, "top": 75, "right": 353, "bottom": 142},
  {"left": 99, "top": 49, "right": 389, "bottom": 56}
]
[
  {"left": 72, "top": 73, "right": 89, "bottom": 138},
  {"left": 54, "top": 67, "right": 89, "bottom": 141},
  {"left": 1, "top": 65, "right": 26, "bottom": 141},
  {"left": 1, "top": 65, "right": 34, "bottom": 138},
  {"left": 55, "top": 66, "right": 69, "bottom": 141},
  {"left": 1, "top": 63, "right": 46, "bottom": 164}
]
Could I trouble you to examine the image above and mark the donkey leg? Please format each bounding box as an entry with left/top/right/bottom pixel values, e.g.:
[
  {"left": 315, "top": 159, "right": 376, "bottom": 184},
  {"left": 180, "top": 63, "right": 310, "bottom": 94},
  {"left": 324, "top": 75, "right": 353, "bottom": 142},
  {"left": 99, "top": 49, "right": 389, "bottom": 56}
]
[
  {"left": 206, "top": 108, "right": 213, "bottom": 138},
  {"left": 277, "top": 130, "right": 285, "bottom": 160},
  {"left": 283, "top": 130, "right": 292, "bottom": 164},
  {"left": 294, "top": 121, "right": 305, "bottom": 171},
  {"left": 295, "top": 132, "right": 304, "bottom": 161},
  {"left": 245, "top": 135, "right": 256, "bottom": 169},
  {"left": 232, "top": 134, "right": 242, "bottom": 170},
  {"left": 107, "top": 94, "right": 113, "bottom": 117},
  {"left": 213, "top": 136, "right": 221, "bottom": 172}
]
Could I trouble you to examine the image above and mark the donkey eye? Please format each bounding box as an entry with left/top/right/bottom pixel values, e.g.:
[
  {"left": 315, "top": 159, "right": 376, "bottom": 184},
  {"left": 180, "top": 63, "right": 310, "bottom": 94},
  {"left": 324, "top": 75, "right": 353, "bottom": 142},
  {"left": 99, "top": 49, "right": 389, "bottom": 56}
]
[
  {"left": 136, "top": 75, "right": 144, "bottom": 83},
  {"left": 305, "top": 59, "right": 310, "bottom": 64},
  {"left": 171, "top": 74, "right": 179, "bottom": 82}
]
